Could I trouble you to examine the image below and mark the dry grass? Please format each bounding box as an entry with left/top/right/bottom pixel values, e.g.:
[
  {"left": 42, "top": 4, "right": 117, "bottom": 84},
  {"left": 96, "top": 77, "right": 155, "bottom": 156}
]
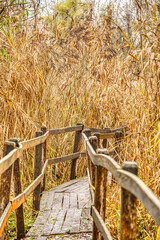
[{"left": 0, "top": 1, "right": 160, "bottom": 239}]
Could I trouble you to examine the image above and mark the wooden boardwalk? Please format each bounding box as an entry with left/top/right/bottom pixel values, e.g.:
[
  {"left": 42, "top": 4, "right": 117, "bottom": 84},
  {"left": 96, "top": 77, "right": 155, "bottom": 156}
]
[{"left": 25, "top": 177, "right": 92, "bottom": 240}]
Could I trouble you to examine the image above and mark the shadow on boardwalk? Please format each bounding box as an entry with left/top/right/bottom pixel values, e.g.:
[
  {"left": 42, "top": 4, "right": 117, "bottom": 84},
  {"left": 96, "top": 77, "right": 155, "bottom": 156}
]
[{"left": 25, "top": 177, "right": 92, "bottom": 240}]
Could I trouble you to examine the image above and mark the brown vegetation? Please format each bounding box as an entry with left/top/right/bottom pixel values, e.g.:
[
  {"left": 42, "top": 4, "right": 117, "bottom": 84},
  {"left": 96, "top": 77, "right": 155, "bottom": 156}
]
[{"left": 0, "top": 0, "right": 159, "bottom": 239}]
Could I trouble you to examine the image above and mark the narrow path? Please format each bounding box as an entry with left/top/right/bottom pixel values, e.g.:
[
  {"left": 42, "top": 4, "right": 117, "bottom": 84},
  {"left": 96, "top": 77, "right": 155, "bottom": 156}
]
[{"left": 25, "top": 177, "right": 92, "bottom": 240}]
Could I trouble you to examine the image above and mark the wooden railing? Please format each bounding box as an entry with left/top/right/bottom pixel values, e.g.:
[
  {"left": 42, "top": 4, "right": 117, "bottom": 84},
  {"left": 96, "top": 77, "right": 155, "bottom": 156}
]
[
  {"left": 0, "top": 124, "right": 159, "bottom": 240},
  {"left": 82, "top": 129, "right": 160, "bottom": 240}
]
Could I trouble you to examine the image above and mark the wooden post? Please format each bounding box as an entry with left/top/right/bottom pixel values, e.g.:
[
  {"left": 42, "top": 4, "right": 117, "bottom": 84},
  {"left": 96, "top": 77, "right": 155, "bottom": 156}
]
[
  {"left": 33, "top": 131, "right": 43, "bottom": 211},
  {"left": 83, "top": 129, "right": 93, "bottom": 184},
  {"left": 41, "top": 126, "right": 47, "bottom": 192},
  {"left": 0, "top": 140, "right": 15, "bottom": 240},
  {"left": 70, "top": 123, "right": 84, "bottom": 180},
  {"left": 102, "top": 128, "right": 110, "bottom": 148},
  {"left": 9, "top": 138, "right": 25, "bottom": 239},
  {"left": 96, "top": 149, "right": 108, "bottom": 240},
  {"left": 92, "top": 133, "right": 106, "bottom": 240},
  {"left": 89, "top": 135, "right": 101, "bottom": 240},
  {"left": 114, "top": 131, "right": 123, "bottom": 162},
  {"left": 88, "top": 136, "right": 97, "bottom": 187},
  {"left": 120, "top": 162, "right": 138, "bottom": 240}
]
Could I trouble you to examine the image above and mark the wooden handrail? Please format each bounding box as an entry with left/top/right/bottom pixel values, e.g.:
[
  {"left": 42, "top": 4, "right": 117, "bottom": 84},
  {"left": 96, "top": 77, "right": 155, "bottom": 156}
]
[
  {"left": 48, "top": 152, "right": 86, "bottom": 165},
  {"left": 49, "top": 125, "right": 83, "bottom": 135},
  {"left": 0, "top": 124, "right": 159, "bottom": 240},
  {"left": 21, "top": 131, "right": 49, "bottom": 150},
  {"left": 82, "top": 131, "right": 160, "bottom": 225},
  {"left": 84, "top": 125, "right": 129, "bottom": 134},
  {"left": 0, "top": 145, "right": 22, "bottom": 175},
  {"left": 117, "top": 169, "right": 160, "bottom": 224},
  {"left": 91, "top": 206, "right": 112, "bottom": 240},
  {"left": 0, "top": 150, "right": 87, "bottom": 236}
]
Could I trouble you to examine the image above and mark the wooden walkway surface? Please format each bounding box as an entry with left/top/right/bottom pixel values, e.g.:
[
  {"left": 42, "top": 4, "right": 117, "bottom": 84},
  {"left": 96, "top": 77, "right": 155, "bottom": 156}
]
[{"left": 25, "top": 177, "right": 92, "bottom": 240}]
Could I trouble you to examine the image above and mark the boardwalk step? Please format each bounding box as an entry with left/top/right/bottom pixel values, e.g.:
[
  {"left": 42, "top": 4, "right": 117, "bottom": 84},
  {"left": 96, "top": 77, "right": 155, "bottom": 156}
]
[{"left": 26, "top": 177, "right": 92, "bottom": 238}]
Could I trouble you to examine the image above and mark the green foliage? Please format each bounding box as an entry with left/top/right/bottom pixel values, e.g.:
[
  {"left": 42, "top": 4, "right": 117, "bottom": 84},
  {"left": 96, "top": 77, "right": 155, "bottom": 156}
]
[
  {"left": 55, "top": 0, "right": 78, "bottom": 16},
  {"left": 54, "top": 0, "right": 89, "bottom": 32}
]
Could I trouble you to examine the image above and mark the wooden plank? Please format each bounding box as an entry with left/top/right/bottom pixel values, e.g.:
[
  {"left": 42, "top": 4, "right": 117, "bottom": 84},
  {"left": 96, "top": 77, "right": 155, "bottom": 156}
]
[
  {"left": 45, "top": 191, "right": 55, "bottom": 211},
  {"left": 63, "top": 193, "right": 70, "bottom": 209},
  {"left": 0, "top": 202, "right": 12, "bottom": 238},
  {"left": 49, "top": 125, "right": 83, "bottom": 135},
  {"left": 70, "top": 193, "right": 77, "bottom": 208},
  {"left": 33, "top": 211, "right": 50, "bottom": 226},
  {"left": 80, "top": 208, "right": 92, "bottom": 232},
  {"left": 48, "top": 152, "right": 86, "bottom": 165},
  {"left": 91, "top": 154, "right": 120, "bottom": 179},
  {"left": 21, "top": 131, "right": 49, "bottom": 150},
  {"left": 61, "top": 208, "right": 75, "bottom": 233},
  {"left": 84, "top": 126, "right": 129, "bottom": 134},
  {"left": 12, "top": 173, "right": 44, "bottom": 211},
  {"left": 0, "top": 147, "right": 20, "bottom": 175},
  {"left": 87, "top": 168, "right": 95, "bottom": 205},
  {"left": 51, "top": 209, "right": 67, "bottom": 234},
  {"left": 40, "top": 192, "right": 49, "bottom": 211},
  {"left": 82, "top": 133, "right": 120, "bottom": 178},
  {"left": 42, "top": 208, "right": 60, "bottom": 235},
  {"left": 52, "top": 178, "right": 80, "bottom": 191},
  {"left": 78, "top": 193, "right": 90, "bottom": 209},
  {"left": 70, "top": 209, "right": 82, "bottom": 233},
  {"left": 117, "top": 169, "right": 160, "bottom": 225},
  {"left": 91, "top": 206, "right": 112, "bottom": 240},
  {"left": 52, "top": 192, "right": 63, "bottom": 210}
]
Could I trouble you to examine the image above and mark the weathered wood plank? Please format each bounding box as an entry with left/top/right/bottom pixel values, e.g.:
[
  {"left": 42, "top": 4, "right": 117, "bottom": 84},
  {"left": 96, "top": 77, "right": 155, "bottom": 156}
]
[
  {"left": 80, "top": 208, "right": 92, "bottom": 232},
  {"left": 45, "top": 191, "right": 55, "bottom": 211},
  {"left": 33, "top": 211, "right": 50, "bottom": 226},
  {"left": 63, "top": 193, "right": 70, "bottom": 210},
  {"left": 49, "top": 126, "right": 83, "bottom": 135},
  {"left": 0, "top": 147, "right": 21, "bottom": 175},
  {"left": 117, "top": 169, "right": 160, "bottom": 225},
  {"left": 61, "top": 208, "right": 75, "bottom": 233},
  {"left": 48, "top": 152, "right": 86, "bottom": 165},
  {"left": 52, "top": 192, "right": 63, "bottom": 210},
  {"left": 91, "top": 206, "right": 112, "bottom": 240},
  {"left": 26, "top": 177, "right": 92, "bottom": 238},
  {"left": 82, "top": 133, "right": 120, "bottom": 178},
  {"left": 84, "top": 126, "right": 129, "bottom": 134},
  {"left": 21, "top": 131, "right": 49, "bottom": 150},
  {"left": 70, "top": 193, "right": 77, "bottom": 209},
  {"left": 0, "top": 202, "right": 12, "bottom": 238},
  {"left": 70, "top": 209, "right": 82, "bottom": 233},
  {"left": 51, "top": 209, "right": 67, "bottom": 234}
]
